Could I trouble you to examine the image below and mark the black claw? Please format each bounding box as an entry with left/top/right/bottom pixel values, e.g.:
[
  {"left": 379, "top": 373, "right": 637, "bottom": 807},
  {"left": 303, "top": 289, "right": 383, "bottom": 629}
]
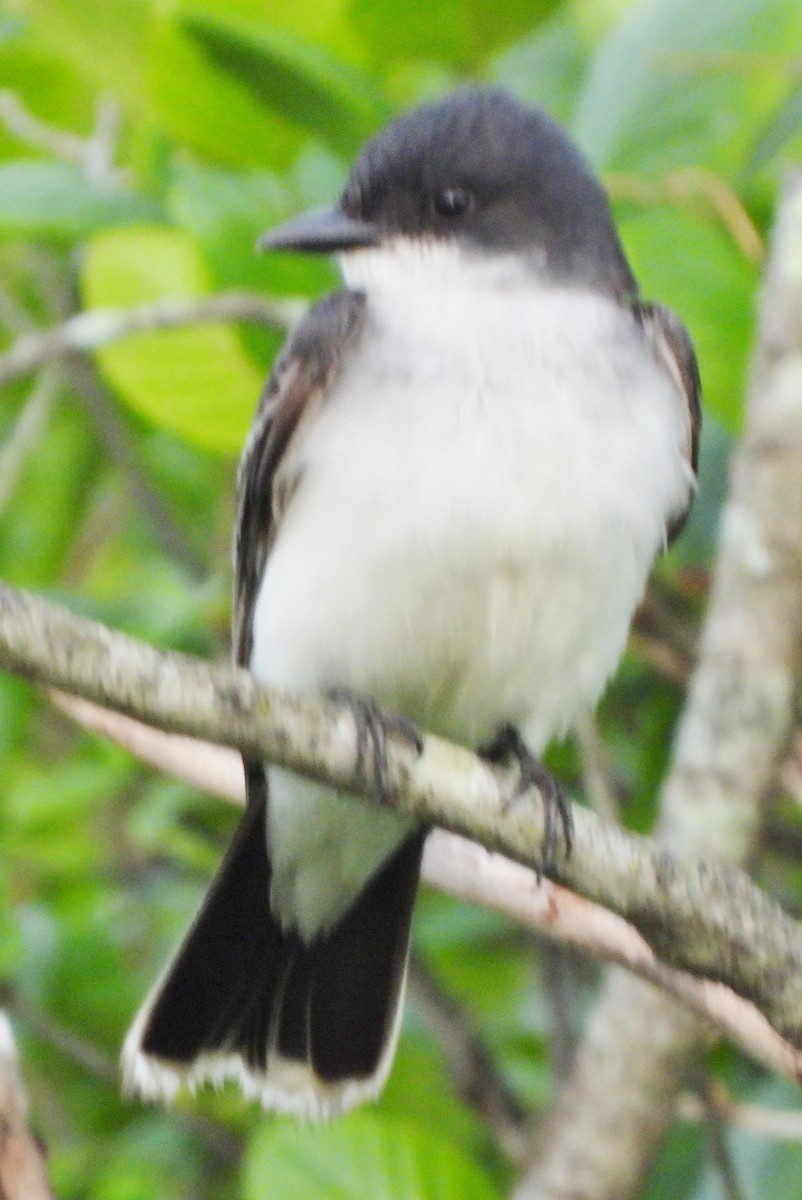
[
  {"left": 327, "top": 687, "right": 423, "bottom": 805},
  {"left": 389, "top": 713, "right": 425, "bottom": 757},
  {"left": 481, "top": 723, "right": 573, "bottom": 877}
]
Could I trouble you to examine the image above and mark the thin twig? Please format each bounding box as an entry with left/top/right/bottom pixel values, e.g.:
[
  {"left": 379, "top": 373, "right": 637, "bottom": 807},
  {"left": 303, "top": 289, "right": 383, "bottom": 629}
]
[
  {"left": 654, "top": 51, "right": 802, "bottom": 78},
  {"left": 607, "top": 167, "right": 763, "bottom": 263},
  {"left": 84, "top": 97, "right": 122, "bottom": 186},
  {"left": 0, "top": 89, "right": 88, "bottom": 166},
  {"left": 0, "top": 89, "right": 125, "bottom": 188},
  {"left": 408, "top": 952, "right": 529, "bottom": 1160},
  {"left": 574, "top": 709, "right": 620, "bottom": 822},
  {"left": 12, "top": 1001, "right": 117, "bottom": 1085},
  {"left": 679, "top": 1082, "right": 802, "bottom": 1141},
  {"left": 0, "top": 369, "right": 60, "bottom": 517},
  {"left": 693, "top": 1071, "right": 747, "bottom": 1200},
  {"left": 0, "top": 275, "right": 211, "bottom": 575},
  {"left": 538, "top": 943, "right": 582, "bottom": 1081},
  {"left": 66, "top": 356, "right": 209, "bottom": 579},
  {"left": 0, "top": 284, "right": 36, "bottom": 336},
  {"left": 0, "top": 292, "right": 304, "bottom": 390}
]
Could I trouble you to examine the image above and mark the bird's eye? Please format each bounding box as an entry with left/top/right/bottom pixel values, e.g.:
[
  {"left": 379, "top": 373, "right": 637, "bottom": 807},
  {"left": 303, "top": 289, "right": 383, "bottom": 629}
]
[{"left": 433, "top": 187, "right": 472, "bottom": 218}]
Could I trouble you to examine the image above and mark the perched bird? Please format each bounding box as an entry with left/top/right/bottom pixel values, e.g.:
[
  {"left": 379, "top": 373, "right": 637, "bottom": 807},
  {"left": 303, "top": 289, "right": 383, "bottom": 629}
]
[{"left": 122, "top": 86, "right": 700, "bottom": 1118}]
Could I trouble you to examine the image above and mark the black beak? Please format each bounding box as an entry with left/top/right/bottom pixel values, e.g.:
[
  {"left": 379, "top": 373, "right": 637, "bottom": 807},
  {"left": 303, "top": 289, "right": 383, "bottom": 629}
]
[{"left": 258, "top": 206, "right": 381, "bottom": 254}]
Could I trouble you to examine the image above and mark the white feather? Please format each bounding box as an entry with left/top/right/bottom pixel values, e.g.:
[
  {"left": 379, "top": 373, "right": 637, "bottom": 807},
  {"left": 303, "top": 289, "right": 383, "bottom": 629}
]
[
  {"left": 250, "top": 238, "right": 693, "bottom": 939},
  {"left": 121, "top": 954, "right": 409, "bottom": 1119}
]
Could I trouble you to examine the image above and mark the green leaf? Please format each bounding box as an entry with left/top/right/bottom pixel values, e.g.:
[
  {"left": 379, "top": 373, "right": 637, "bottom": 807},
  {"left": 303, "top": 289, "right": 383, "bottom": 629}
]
[
  {"left": 242, "top": 1112, "right": 500, "bottom": 1200},
  {"left": 181, "top": 10, "right": 389, "bottom": 157},
  {"left": 492, "top": 7, "right": 589, "bottom": 126},
  {"left": 168, "top": 161, "right": 298, "bottom": 295},
  {"left": 748, "top": 85, "right": 802, "bottom": 173},
  {"left": 148, "top": 16, "right": 301, "bottom": 169},
  {"left": 573, "top": 0, "right": 802, "bottom": 175},
  {"left": 618, "top": 206, "right": 757, "bottom": 432},
  {"left": 350, "top": 0, "right": 561, "bottom": 72},
  {"left": 0, "top": 162, "right": 162, "bottom": 238},
  {"left": 169, "top": 0, "right": 363, "bottom": 59},
  {"left": 379, "top": 1035, "right": 490, "bottom": 1164},
  {"left": 647, "top": 1117, "right": 705, "bottom": 1200},
  {"left": 16, "top": 0, "right": 152, "bottom": 116},
  {"left": 167, "top": 160, "right": 330, "bottom": 365},
  {"left": 81, "top": 225, "right": 265, "bottom": 453}
]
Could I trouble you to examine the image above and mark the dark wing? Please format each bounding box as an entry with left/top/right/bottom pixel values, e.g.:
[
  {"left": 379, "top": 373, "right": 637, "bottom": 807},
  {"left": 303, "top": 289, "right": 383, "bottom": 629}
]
[
  {"left": 233, "top": 288, "right": 367, "bottom": 668},
  {"left": 633, "top": 300, "right": 702, "bottom": 545}
]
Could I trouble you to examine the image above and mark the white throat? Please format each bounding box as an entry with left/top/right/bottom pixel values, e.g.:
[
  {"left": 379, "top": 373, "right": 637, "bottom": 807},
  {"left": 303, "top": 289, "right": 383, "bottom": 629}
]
[{"left": 339, "top": 236, "right": 542, "bottom": 296}]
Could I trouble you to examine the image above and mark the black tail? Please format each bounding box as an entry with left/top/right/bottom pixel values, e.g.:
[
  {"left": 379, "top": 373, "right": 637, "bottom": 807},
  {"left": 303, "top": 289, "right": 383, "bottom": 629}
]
[{"left": 122, "top": 770, "right": 424, "bottom": 1116}]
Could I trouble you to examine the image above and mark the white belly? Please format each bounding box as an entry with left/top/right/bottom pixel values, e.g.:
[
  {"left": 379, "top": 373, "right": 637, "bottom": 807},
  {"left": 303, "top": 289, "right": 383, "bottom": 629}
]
[{"left": 250, "top": 282, "right": 692, "bottom": 938}]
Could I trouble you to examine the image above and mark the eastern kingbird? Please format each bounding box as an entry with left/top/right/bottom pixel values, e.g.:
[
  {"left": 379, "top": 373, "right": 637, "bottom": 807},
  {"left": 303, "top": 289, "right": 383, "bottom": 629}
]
[{"left": 122, "top": 87, "right": 700, "bottom": 1118}]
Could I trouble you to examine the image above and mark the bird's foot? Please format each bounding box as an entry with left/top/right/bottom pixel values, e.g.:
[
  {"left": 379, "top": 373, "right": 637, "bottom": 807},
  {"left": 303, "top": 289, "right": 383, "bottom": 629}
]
[
  {"left": 327, "top": 687, "right": 424, "bottom": 805},
  {"left": 481, "top": 723, "right": 574, "bottom": 878}
]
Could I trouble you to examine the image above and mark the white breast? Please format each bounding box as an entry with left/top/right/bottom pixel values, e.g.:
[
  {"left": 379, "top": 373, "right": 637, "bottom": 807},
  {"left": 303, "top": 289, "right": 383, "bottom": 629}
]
[{"left": 250, "top": 245, "right": 693, "bottom": 937}]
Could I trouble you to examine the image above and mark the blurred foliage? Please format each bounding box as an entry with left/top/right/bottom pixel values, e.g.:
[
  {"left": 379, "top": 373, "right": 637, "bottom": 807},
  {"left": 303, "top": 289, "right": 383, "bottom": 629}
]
[{"left": 2, "top": 0, "right": 802, "bottom": 1197}]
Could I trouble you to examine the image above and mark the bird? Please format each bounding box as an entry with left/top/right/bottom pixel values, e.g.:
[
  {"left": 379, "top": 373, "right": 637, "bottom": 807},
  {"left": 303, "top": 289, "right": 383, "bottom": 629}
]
[{"left": 121, "top": 85, "right": 700, "bottom": 1119}]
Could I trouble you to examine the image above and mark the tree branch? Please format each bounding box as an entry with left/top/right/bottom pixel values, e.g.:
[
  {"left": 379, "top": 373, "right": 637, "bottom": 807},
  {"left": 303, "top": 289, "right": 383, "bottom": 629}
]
[
  {"left": 40, "top": 693, "right": 802, "bottom": 1085},
  {"left": 49, "top": 676, "right": 802, "bottom": 1139},
  {"left": 2, "top": 579, "right": 802, "bottom": 1057}
]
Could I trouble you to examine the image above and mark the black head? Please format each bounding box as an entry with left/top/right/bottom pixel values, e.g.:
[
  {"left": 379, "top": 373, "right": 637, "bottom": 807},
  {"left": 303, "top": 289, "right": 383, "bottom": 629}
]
[{"left": 262, "top": 87, "right": 636, "bottom": 295}]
